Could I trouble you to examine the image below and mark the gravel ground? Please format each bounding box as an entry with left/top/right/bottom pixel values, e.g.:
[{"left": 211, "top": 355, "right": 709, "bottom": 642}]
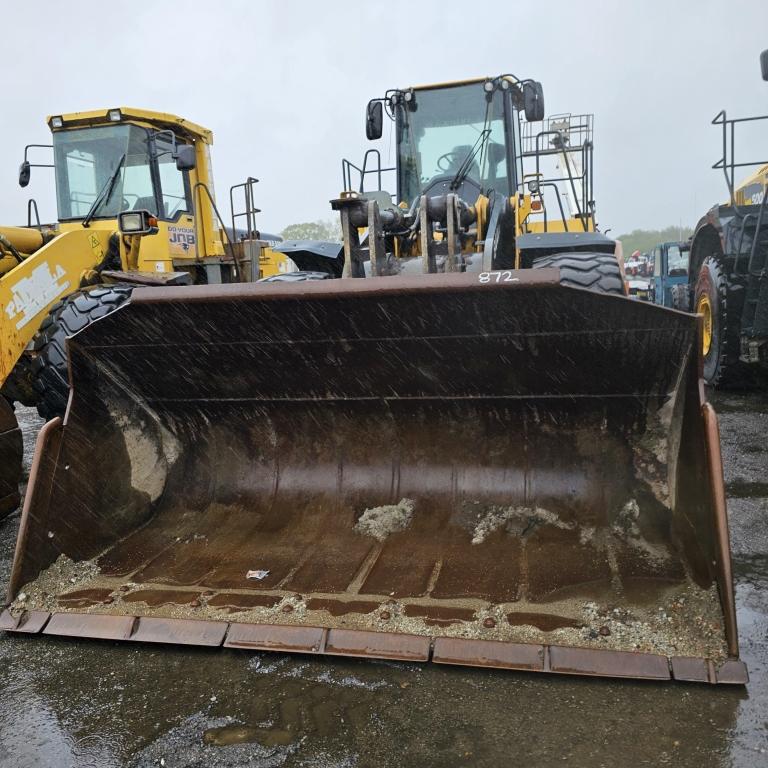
[{"left": 0, "top": 397, "right": 767, "bottom": 768}]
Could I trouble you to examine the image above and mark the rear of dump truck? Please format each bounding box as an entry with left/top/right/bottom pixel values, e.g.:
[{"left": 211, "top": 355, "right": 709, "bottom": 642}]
[{"left": 2, "top": 270, "right": 747, "bottom": 684}]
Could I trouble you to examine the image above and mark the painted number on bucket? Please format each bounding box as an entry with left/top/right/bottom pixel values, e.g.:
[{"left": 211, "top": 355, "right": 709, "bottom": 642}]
[{"left": 478, "top": 271, "right": 519, "bottom": 284}]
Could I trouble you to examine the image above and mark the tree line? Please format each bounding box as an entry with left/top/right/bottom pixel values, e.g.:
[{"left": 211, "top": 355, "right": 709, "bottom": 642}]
[{"left": 615, "top": 226, "right": 693, "bottom": 257}]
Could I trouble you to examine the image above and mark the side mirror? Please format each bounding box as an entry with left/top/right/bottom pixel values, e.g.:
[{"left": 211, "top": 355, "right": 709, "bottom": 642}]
[
  {"left": 175, "top": 144, "right": 196, "bottom": 171},
  {"left": 366, "top": 100, "right": 383, "bottom": 141},
  {"left": 761, "top": 49, "right": 768, "bottom": 81},
  {"left": 18, "top": 160, "right": 30, "bottom": 188},
  {"left": 523, "top": 81, "right": 545, "bottom": 122}
]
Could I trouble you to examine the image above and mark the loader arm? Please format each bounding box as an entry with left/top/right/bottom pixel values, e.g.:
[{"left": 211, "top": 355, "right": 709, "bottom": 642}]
[{"left": 0, "top": 229, "right": 112, "bottom": 384}]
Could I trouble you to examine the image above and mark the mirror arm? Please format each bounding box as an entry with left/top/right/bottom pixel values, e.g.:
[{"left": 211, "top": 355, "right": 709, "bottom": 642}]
[{"left": 23, "top": 144, "right": 53, "bottom": 162}]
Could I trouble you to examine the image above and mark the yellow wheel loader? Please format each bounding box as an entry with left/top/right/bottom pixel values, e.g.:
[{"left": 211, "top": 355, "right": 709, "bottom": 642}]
[
  {"left": 0, "top": 108, "right": 285, "bottom": 516},
  {"left": 2, "top": 77, "right": 747, "bottom": 685}
]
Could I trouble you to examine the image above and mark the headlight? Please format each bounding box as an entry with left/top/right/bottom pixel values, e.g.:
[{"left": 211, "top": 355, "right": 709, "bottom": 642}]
[
  {"left": 50, "top": 116, "right": 64, "bottom": 129},
  {"left": 118, "top": 209, "right": 158, "bottom": 235},
  {"left": 120, "top": 212, "right": 143, "bottom": 232},
  {"left": 108, "top": 108, "right": 122, "bottom": 122}
]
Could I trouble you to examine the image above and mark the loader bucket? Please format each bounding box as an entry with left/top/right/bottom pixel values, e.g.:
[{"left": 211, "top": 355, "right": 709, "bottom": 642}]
[
  {"left": 0, "top": 398, "right": 22, "bottom": 518},
  {"left": 3, "top": 271, "right": 747, "bottom": 684}
]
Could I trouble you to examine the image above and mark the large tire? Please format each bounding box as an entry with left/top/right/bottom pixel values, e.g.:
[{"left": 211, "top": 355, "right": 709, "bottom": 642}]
[
  {"left": 693, "top": 255, "right": 748, "bottom": 388},
  {"left": 532, "top": 251, "right": 625, "bottom": 295},
  {"left": 670, "top": 283, "right": 691, "bottom": 312},
  {"left": 31, "top": 284, "right": 134, "bottom": 420}
]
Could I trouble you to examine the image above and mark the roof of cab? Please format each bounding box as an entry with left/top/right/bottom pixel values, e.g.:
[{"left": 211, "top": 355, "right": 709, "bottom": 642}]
[{"left": 46, "top": 107, "right": 213, "bottom": 143}]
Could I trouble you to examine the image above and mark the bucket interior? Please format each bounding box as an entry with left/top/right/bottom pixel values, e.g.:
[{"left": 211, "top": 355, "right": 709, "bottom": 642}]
[{"left": 8, "top": 275, "right": 730, "bottom": 663}]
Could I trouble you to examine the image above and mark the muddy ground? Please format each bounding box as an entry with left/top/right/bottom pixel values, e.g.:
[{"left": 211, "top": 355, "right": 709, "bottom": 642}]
[{"left": 0, "top": 393, "right": 767, "bottom": 768}]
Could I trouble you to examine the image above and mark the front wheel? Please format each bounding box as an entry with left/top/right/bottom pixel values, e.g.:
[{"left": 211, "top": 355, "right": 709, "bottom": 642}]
[{"left": 31, "top": 284, "right": 134, "bottom": 420}]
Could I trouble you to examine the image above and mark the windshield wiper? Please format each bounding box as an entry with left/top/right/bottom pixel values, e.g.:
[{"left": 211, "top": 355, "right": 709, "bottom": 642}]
[
  {"left": 450, "top": 128, "right": 491, "bottom": 191},
  {"left": 83, "top": 153, "right": 126, "bottom": 228}
]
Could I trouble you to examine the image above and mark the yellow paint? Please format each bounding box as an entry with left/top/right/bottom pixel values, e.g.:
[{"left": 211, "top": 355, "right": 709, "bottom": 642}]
[
  {"left": 0, "top": 226, "right": 44, "bottom": 254},
  {"left": 50, "top": 107, "right": 213, "bottom": 143},
  {"left": 698, "top": 293, "right": 713, "bottom": 357},
  {"left": 259, "top": 246, "right": 290, "bottom": 278},
  {"left": 526, "top": 217, "right": 593, "bottom": 233},
  {"left": 473, "top": 195, "right": 488, "bottom": 252},
  {"left": 731, "top": 163, "right": 768, "bottom": 206},
  {"left": 0, "top": 230, "right": 110, "bottom": 380}
]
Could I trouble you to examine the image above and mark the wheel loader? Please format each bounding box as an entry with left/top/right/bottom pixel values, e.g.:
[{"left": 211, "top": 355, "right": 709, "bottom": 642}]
[
  {"left": 2, "top": 76, "right": 747, "bottom": 685},
  {"left": 680, "top": 50, "right": 768, "bottom": 386},
  {"left": 0, "top": 107, "right": 286, "bottom": 517}
]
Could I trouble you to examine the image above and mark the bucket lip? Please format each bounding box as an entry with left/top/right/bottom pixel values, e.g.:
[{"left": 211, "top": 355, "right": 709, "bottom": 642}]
[
  {"left": 129, "top": 269, "right": 564, "bottom": 305},
  {"left": 126, "top": 268, "right": 695, "bottom": 321},
  {"left": 0, "top": 608, "right": 748, "bottom": 685}
]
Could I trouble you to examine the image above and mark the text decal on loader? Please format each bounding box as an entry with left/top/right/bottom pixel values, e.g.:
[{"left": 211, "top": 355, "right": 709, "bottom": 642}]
[
  {"left": 5, "top": 263, "right": 69, "bottom": 330},
  {"left": 478, "top": 271, "right": 521, "bottom": 283}
]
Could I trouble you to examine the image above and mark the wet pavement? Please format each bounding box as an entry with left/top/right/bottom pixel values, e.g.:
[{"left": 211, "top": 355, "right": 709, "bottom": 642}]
[{"left": 0, "top": 395, "right": 766, "bottom": 768}]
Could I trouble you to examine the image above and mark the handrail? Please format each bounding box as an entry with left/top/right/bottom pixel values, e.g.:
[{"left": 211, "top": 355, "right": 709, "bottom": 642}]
[
  {"left": 712, "top": 110, "right": 768, "bottom": 211},
  {"left": 26, "top": 199, "right": 42, "bottom": 230},
  {"left": 342, "top": 149, "right": 396, "bottom": 193},
  {"left": 192, "top": 181, "right": 242, "bottom": 281},
  {"left": 229, "top": 177, "right": 261, "bottom": 242}
]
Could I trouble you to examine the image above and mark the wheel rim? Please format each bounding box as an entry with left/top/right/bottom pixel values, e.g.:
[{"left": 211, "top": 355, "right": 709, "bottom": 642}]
[{"left": 697, "top": 294, "right": 713, "bottom": 357}]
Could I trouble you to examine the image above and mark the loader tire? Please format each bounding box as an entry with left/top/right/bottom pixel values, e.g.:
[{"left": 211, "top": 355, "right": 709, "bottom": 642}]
[
  {"left": 31, "top": 284, "right": 134, "bottom": 420},
  {"left": 670, "top": 283, "right": 691, "bottom": 312},
  {"left": 694, "top": 255, "right": 749, "bottom": 388},
  {"left": 532, "top": 252, "right": 624, "bottom": 295}
]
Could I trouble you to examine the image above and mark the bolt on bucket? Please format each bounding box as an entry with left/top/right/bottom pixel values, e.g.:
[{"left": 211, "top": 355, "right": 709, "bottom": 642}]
[{"left": 3, "top": 271, "right": 746, "bottom": 684}]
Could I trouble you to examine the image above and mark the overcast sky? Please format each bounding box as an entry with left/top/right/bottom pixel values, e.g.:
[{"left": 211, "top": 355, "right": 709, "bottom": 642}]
[{"left": 1, "top": 0, "right": 766, "bottom": 237}]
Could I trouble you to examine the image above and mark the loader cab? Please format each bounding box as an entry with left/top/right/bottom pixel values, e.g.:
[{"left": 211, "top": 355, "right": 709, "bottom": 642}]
[
  {"left": 52, "top": 122, "right": 193, "bottom": 222},
  {"left": 39, "top": 108, "right": 224, "bottom": 270},
  {"left": 388, "top": 78, "right": 526, "bottom": 208},
  {"left": 352, "top": 76, "right": 544, "bottom": 209}
]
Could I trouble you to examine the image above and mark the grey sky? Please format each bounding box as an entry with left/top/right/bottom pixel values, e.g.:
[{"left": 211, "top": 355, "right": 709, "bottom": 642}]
[{"left": 1, "top": 0, "right": 766, "bottom": 237}]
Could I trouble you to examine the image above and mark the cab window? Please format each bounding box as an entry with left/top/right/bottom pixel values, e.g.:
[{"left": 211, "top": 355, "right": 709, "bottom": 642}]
[
  {"left": 667, "top": 245, "right": 689, "bottom": 276},
  {"left": 155, "top": 135, "right": 191, "bottom": 219},
  {"left": 54, "top": 124, "right": 155, "bottom": 220}
]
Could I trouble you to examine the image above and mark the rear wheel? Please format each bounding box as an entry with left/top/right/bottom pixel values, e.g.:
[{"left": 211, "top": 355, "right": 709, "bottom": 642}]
[
  {"left": 31, "top": 284, "right": 134, "bottom": 420},
  {"left": 532, "top": 252, "right": 625, "bottom": 295},
  {"left": 694, "top": 255, "right": 748, "bottom": 388},
  {"left": 0, "top": 398, "right": 22, "bottom": 519}
]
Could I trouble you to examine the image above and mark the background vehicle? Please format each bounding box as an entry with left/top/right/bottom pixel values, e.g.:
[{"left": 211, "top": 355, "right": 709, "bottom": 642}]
[
  {"left": 648, "top": 241, "right": 690, "bottom": 308},
  {"left": 626, "top": 276, "right": 650, "bottom": 299},
  {"left": 2, "top": 75, "right": 746, "bottom": 685},
  {"left": 682, "top": 52, "right": 768, "bottom": 386},
  {"left": 0, "top": 108, "right": 282, "bottom": 516}
]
